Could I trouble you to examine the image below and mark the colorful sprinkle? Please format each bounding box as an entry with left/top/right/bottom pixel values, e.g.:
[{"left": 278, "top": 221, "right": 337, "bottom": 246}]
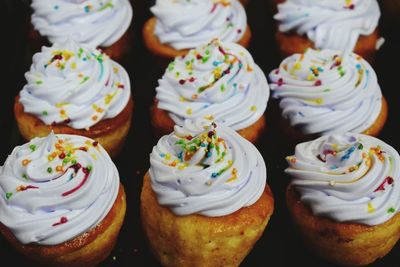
[{"left": 52, "top": 216, "right": 68, "bottom": 227}]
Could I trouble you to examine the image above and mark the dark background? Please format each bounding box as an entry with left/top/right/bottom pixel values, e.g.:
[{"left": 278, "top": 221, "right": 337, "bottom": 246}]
[{"left": 1, "top": 0, "right": 400, "bottom": 266}]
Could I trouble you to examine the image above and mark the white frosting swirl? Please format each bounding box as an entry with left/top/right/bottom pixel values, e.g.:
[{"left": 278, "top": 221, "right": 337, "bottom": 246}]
[
  {"left": 149, "top": 120, "right": 266, "bottom": 217},
  {"left": 0, "top": 133, "right": 119, "bottom": 245},
  {"left": 274, "top": 0, "right": 381, "bottom": 52},
  {"left": 269, "top": 49, "right": 382, "bottom": 135},
  {"left": 156, "top": 39, "right": 269, "bottom": 131},
  {"left": 151, "top": 0, "right": 246, "bottom": 50},
  {"left": 19, "top": 39, "right": 131, "bottom": 129},
  {"left": 286, "top": 133, "right": 400, "bottom": 225},
  {"left": 31, "top": 0, "right": 133, "bottom": 48}
]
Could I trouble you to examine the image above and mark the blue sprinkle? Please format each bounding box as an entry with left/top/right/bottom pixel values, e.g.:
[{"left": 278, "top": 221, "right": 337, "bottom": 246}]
[
  {"left": 68, "top": 174, "right": 74, "bottom": 181},
  {"left": 54, "top": 5, "right": 59, "bottom": 10},
  {"left": 178, "top": 152, "right": 183, "bottom": 162},
  {"left": 356, "top": 64, "right": 361, "bottom": 70},
  {"left": 203, "top": 105, "right": 209, "bottom": 108},
  {"left": 233, "top": 83, "right": 237, "bottom": 88},
  {"left": 298, "top": 112, "right": 305, "bottom": 117},
  {"left": 341, "top": 146, "right": 355, "bottom": 162},
  {"left": 213, "top": 61, "right": 220, "bottom": 66},
  {"left": 160, "top": 153, "right": 165, "bottom": 158},
  {"left": 206, "top": 152, "right": 212, "bottom": 158},
  {"left": 330, "top": 165, "right": 338, "bottom": 170},
  {"left": 211, "top": 173, "right": 218, "bottom": 178},
  {"left": 238, "top": 63, "right": 243, "bottom": 68},
  {"left": 200, "top": 143, "right": 206, "bottom": 147},
  {"left": 83, "top": 58, "right": 87, "bottom": 61},
  {"left": 84, "top": 6, "right": 90, "bottom": 13}
]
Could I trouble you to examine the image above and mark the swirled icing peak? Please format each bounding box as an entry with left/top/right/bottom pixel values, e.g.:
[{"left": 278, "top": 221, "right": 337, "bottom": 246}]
[
  {"left": 0, "top": 132, "right": 120, "bottom": 245},
  {"left": 19, "top": 39, "right": 131, "bottom": 129},
  {"left": 286, "top": 133, "right": 400, "bottom": 225},
  {"left": 156, "top": 39, "right": 269, "bottom": 131},
  {"left": 274, "top": 0, "right": 381, "bottom": 52},
  {"left": 31, "top": 0, "right": 133, "bottom": 48},
  {"left": 151, "top": 0, "right": 246, "bottom": 50},
  {"left": 269, "top": 48, "right": 382, "bottom": 135},
  {"left": 149, "top": 120, "right": 266, "bottom": 217}
]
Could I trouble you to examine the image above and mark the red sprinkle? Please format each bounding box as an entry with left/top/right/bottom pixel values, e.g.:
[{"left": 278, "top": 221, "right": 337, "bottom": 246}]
[
  {"left": 210, "top": 3, "right": 217, "bottom": 13},
  {"left": 237, "top": 29, "right": 242, "bottom": 34},
  {"left": 70, "top": 163, "right": 82, "bottom": 173},
  {"left": 62, "top": 168, "right": 90, "bottom": 197},
  {"left": 179, "top": 79, "right": 186, "bottom": 85},
  {"left": 196, "top": 54, "right": 203, "bottom": 60},
  {"left": 189, "top": 77, "right": 196, "bottom": 82},
  {"left": 277, "top": 78, "right": 284, "bottom": 86},
  {"left": 59, "top": 153, "right": 66, "bottom": 159},
  {"left": 52, "top": 54, "right": 63, "bottom": 61},
  {"left": 92, "top": 141, "right": 98, "bottom": 147},
  {"left": 314, "top": 80, "right": 322, "bottom": 86},
  {"left": 52, "top": 216, "right": 68, "bottom": 227},
  {"left": 374, "top": 177, "right": 394, "bottom": 192},
  {"left": 186, "top": 135, "right": 193, "bottom": 141},
  {"left": 117, "top": 84, "right": 125, "bottom": 89},
  {"left": 275, "top": 70, "right": 279, "bottom": 74},
  {"left": 18, "top": 185, "right": 39, "bottom": 191},
  {"left": 79, "top": 147, "right": 88, "bottom": 152}
]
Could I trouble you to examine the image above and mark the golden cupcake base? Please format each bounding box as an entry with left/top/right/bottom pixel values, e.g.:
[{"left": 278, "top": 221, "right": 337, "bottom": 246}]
[
  {"left": 141, "top": 172, "right": 274, "bottom": 267},
  {"left": 286, "top": 185, "right": 400, "bottom": 266},
  {"left": 0, "top": 184, "right": 126, "bottom": 267},
  {"left": 14, "top": 96, "right": 134, "bottom": 157}
]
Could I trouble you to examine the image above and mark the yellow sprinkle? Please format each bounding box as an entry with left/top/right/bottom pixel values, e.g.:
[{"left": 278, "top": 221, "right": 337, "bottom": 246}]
[
  {"left": 113, "top": 67, "right": 119, "bottom": 74},
  {"left": 204, "top": 115, "right": 214, "bottom": 120},
  {"left": 179, "top": 96, "right": 186, "bottom": 102},
  {"left": 307, "top": 74, "right": 314, "bottom": 81},
  {"left": 165, "top": 153, "right": 171, "bottom": 160},
  {"left": 213, "top": 67, "right": 222, "bottom": 79},
  {"left": 85, "top": 140, "right": 92, "bottom": 147},
  {"left": 368, "top": 202, "right": 375, "bottom": 213},
  {"left": 250, "top": 105, "right": 257, "bottom": 112},
  {"left": 178, "top": 164, "right": 188, "bottom": 170},
  {"left": 91, "top": 153, "right": 98, "bottom": 160},
  {"left": 105, "top": 92, "right": 117, "bottom": 105},
  {"left": 56, "top": 102, "right": 69, "bottom": 108},
  {"left": 294, "top": 62, "right": 301, "bottom": 70},
  {"left": 186, "top": 108, "right": 192, "bottom": 115},
  {"left": 48, "top": 155, "right": 54, "bottom": 161}
]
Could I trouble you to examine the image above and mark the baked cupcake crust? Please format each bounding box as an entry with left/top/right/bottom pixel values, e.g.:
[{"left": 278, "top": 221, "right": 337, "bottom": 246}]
[
  {"left": 275, "top": 28, "right": 381, "bottom": 63},
  {"left": 143, "top": 17, "right": 252, "bottom": 61},
  {"left": 141, "top": 172, "right": 274, "bottom": 267},
  {"left": 0, "top": 183, "right": 126, "bottom": 267},
  {"left": 14, "top": 95, "right": 134, "bottom": 157},
  {"left": 277, "top": 96, "right": 388, "bottom": 144},
  {"left": 151, "top": 101, "right": 266, "bottom": 144},
  {"left": 28, "top": 25, "right": 133, "bottom": 62},
  {"left": 286, "top": 185, "right": 400, "bottom": 266}
]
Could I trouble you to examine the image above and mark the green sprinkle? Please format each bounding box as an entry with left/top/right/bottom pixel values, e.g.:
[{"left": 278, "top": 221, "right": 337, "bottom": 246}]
[
  {"left": 167, "top": 62, "right": 175, "bottom": 72},
  {"left": 175, "top": 71, "right": 180, "bottom": 77},
  {"left": 202, "top": 56, "right": 210, "bottom": 63},
  {"left": 99, "top": 1, "right": 114, "bottom": 11},
  {"left": 358, "top": 144, "right": 363, "bottom": 150},
  {"left": 62, "top": 158, "right": 69, "bottom": 166},
  {"left": 323, "top": 88, "right": 330, "bottom": 92},
  {"left": 388, "top": 207, "right": 395, "bottom": 213},
  {"left": 47, "top": 167, "right": 53, "bottom": 173},
  {"left": 6, "top": 192, "right": 13, "bottom": 200},
  {"left": 87, "top": 165, "right": 93, "bottom": 172},
  {"left": 42, "top": 111, "right": 48, "bottom": 116},
  {"left": 205, "top": 50, "right": 210, "bottom": 55},
  {"left": 22, "top": 173, "right": 28, "bottom": 180},
  {"left": 29, "top": 144, "right": 37, "bottom": 152},
  {"left": 80, "top": 76, "right": 90, "bottom": 84},
  {"left": 36, "top": 80, "right": 43, "bottom": 85},
  {"left": 189, "top": 146, "right": 197, "bottom": 151},
  {"left": 78, "top": 48, "right": 84, "bottom": 59},
  {"left": 220, "top": 84, "right": 226, "bottom": 92},
  {"left": 71, "top": 159, "right": 77, "bottom": 164}
]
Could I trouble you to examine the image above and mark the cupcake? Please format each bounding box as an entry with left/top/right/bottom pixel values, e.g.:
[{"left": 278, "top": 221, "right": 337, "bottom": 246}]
[
  {"left": 268, "top": 48, "right": 387, "bottom": 143},
  {"left": 141, "top": 120, "right": 274, "bottom": 267},
  {"left": 14, "top": 39, "right": 133, "bottom": 157},
  {"left": 0, "top": 132, "right": 126, "bottom": 266},
  {"left": 274, "top": 0, "right": 383, "bottom": 63},
  {"left": 285, "top": 133, "right": 400, "bottom": 266},
  {"left": 143, "top": 0, "right": 251, "bottom": 66},
  {"left": 152, "top": 39, "right": 270, "bottom": 144},
  {"left": 29, "top": 0, "right": 133, "bottom": 61}
]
